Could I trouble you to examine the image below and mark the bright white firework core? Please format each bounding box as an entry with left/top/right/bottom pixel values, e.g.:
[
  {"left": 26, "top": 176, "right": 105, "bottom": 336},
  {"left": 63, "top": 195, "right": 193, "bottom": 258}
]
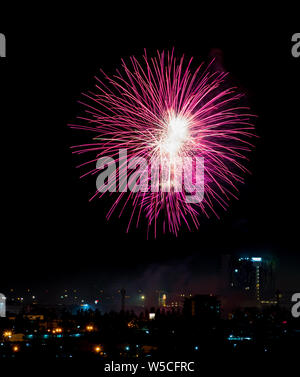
[
  {"left": 160, "top": 113, "right": 190, "bottom": 156},
  {"left": 157, "top": 113, "right": 191, "bottom": 192}
]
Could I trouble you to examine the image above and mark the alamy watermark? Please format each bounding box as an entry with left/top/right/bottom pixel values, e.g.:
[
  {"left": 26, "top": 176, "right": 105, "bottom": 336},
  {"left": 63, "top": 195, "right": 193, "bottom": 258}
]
[
  {"left": 0, "top": 33, "right": 6, "bottom": 58},
  {"left": 95, "top": 149, "right": 205, "bottom": 204},
  {"left": 291, "top": 33, "right": 300, "bottom": 58},
  {"left": 0, "top": 293, "right": 6, "bottom": 317},
  {"left": 291, "top": 293, "right": 300, "bottom": 318}
]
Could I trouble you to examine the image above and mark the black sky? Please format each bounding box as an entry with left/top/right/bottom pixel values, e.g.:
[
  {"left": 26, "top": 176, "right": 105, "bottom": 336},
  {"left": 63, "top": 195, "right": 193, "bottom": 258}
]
[{"left": 1, "top": 8, "right": 299, "bottom": 290}]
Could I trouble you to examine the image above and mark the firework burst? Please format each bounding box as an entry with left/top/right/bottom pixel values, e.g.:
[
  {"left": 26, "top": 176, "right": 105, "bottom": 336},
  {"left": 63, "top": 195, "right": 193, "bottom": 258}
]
[{"left": 70, "top": 50, "right": 256, "bottom": 237}]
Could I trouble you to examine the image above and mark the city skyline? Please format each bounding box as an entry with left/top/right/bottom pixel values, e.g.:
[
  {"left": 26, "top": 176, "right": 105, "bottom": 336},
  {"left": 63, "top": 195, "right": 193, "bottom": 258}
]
[{"left": 0, "top": 8, "right": 299, "bottom": 368}]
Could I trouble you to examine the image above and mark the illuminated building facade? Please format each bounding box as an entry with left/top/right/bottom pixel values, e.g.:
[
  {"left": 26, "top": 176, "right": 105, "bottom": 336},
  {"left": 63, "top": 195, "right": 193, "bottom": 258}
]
[
  {"left": 157, "top": 291, "right": 167, "bottom": 308},
  {"left": 229, "top": 256, "right": 277, "bottom": 304}
]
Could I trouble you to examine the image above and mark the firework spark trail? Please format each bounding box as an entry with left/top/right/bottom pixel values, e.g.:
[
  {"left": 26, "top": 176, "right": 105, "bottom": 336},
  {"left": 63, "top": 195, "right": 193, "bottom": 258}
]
[{"left": 70, "top": 50, "right": 256, "bottom": 237}]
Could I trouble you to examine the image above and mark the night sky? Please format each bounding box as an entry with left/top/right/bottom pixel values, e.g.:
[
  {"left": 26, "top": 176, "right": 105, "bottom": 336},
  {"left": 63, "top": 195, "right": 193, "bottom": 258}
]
[{"left": 1, "top": 9, "right": 299, "bottom": 292}]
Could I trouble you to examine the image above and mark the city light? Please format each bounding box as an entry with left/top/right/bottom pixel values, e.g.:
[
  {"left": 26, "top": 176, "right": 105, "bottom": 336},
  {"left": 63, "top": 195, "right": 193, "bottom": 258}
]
[
  {"left": 251, "top": 257, "right": 262, "bottom": 262},
  {"left": 86, "top": 325, "right": 94, "bottom": 332},
  {"left": 81, "top": 304, "right": 89, "bottom": 310},
  {"left": 127, "top": 320, "right": 136, "bottom": 328},
  {"left": 227, "top": 335, "right": 252, "bottom": 341},
  {"left": 52, "top": 328, "right": 63, "bottom": 334},
  {"left": 94, "top": 345, "right": 102, "bottom": 353}
]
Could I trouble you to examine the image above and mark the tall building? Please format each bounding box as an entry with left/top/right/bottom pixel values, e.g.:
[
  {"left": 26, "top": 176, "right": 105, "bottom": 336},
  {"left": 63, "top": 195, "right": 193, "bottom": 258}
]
[
  {"left": 228, "top": 256, "right": 277, "bottom": 304},
  {"left": 183, "top": 294, "right": 220, "bottom": 319},
  {"left": 157, "top": 290, "right": 167, "bottom": 308}
]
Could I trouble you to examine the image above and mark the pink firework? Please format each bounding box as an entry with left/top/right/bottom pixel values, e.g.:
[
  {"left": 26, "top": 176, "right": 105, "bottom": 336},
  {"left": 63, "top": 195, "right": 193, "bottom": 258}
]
[{"left": 70, "top": 50, "right": 256, "bottom": 237}]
